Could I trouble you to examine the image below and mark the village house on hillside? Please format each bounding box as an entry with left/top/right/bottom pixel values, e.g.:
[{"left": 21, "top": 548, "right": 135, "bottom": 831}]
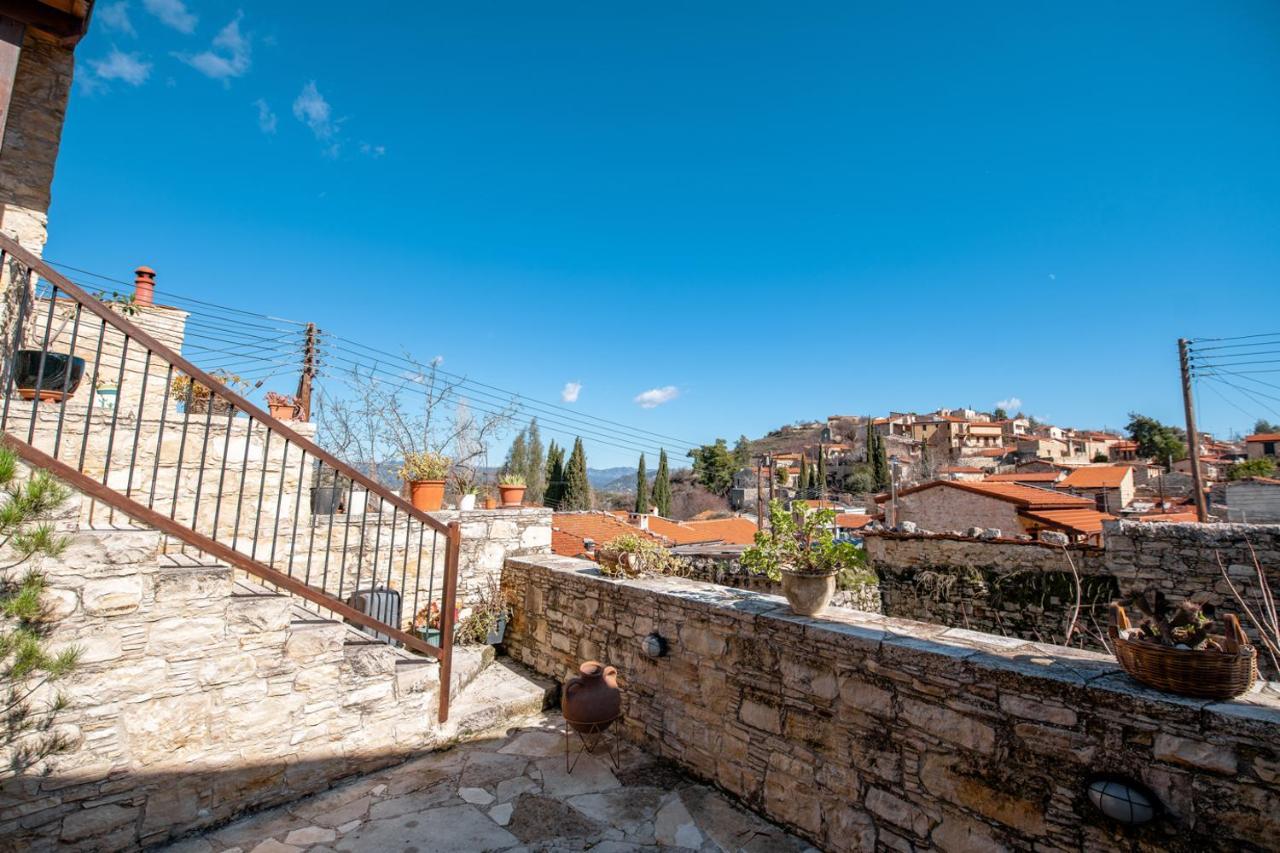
[{"left": 876, "top": 480, "right": 1111, "bottom": 543}]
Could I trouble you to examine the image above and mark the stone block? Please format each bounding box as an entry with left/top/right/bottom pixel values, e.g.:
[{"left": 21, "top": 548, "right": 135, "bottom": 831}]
[
  {"left": 1153, "top": 733, "right": 1238, "bottom": 775},
  {"left": 81, "top": 577, "right": 142, "bottom": 617}
]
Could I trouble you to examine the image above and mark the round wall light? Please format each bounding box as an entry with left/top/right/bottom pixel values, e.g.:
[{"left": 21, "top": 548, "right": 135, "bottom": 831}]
[
  {"left": 1086, "top": 776, "right": 1158, "bottom": 826},
  {"left": 641, "top": 632, "right": 668, "bottom": 659}
]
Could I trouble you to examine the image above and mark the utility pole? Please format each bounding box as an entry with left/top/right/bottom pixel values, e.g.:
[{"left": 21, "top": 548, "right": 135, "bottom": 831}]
[
  {"left": 1178, "top": 338, "right": 1208, "bottom": 522},
  {"left": 296, "top": 322, "right": 318, "bottom": 422},
  {"left": 755, "top": 459, "right": 764, "bottom": 530}
]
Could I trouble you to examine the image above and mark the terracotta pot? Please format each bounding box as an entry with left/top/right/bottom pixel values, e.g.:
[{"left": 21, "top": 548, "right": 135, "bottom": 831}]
[
  {"left": 268, "top": 402, "right": 298, "bottom": 421},
  {"left": 483, "top": 496, "right": 498, "bottom": 510},
  {"left": 562, "top": 661, "right": 621, "bottom": 733},
  {"left": 780, "top": 569, "right": 836, "bottom": 616},
  {"left": 409, "top": 479, "right": 446, "bottom": 512},
  {"left": 498, "top": 484, "right": 526, "bottom": 508}
]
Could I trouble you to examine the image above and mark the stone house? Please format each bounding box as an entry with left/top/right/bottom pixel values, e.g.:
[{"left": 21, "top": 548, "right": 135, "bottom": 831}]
[
  {"left": 1216, "top": 476, "right": 1280, "bottom": 523},
  {"left": 1055, "top": 465, "right": 1136, "bottom": 512},
  {"left": 1246, "top": 432, "right": 1280, "bottom": 460},
  {"left": 875, "top": 479, "right": 1099, "bottom": 539}
]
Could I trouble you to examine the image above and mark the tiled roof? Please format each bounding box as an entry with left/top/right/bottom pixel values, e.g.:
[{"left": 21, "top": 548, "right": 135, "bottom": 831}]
[
  {"left": 1056, "top": 466, "right": 1132, "bottom": 489},
  {"left": 1135, "top": 511, "right": 1200, "bottom": 523},
  {"left": 1020, "top": 508, "right": 1115, "bottom": 535},
  {"left": 984, "top": 472, "right": 1061, "bottom": 483},
  {"left": 1246, "top": 433, "right": 1280, "bottom": 442},
  {"left": 1111, "top": 440, "right": 1139, "bottom": 450},
  {"left": 682, "top": 517, "right": 759, "bottom": 545},
  {"left": 972, "top": 447, "right": 1010, "bottom": 457},
  {"left": 940, "top": 466, "right": 984, "bottom": 474},
  {"left": 835, "top": 513, "right": 873, "bottom": 529},
  {"left": 878, "top": 480, "right": 1093, "bottom": 509},
  {"left": 551, "top": 512, "right": 668, "bottom": 557},
  {"left": 644, "top": 515, "right": 717, "bottom": 545}
]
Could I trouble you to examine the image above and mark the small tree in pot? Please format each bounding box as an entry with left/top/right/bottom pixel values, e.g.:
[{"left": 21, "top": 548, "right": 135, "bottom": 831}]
[
  {"left": 400, "top": 451, "right": 451, "bottom": 512},
  {"left": 741, "top": 500, "right": 867, "bottom": 616}
]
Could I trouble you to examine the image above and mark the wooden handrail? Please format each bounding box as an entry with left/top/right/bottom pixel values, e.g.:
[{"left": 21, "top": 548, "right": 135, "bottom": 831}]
[
  {"left": 5, "top": 436, "right": 449, "bottom": 661},
  {"left": 0, "top": 233, "right": 450, "bottom": 536}
]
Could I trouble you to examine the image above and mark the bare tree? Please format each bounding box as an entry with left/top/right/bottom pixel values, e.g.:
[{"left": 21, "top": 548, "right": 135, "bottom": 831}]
[{"left": 315, "top": 357, "right": 515, "bottom": 489}]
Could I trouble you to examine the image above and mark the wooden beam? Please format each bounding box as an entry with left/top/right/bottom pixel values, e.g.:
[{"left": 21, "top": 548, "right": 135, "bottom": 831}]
[
  {"left": 0, "top": 15, "right": 22, "bottom": 151},
  {"left": 0, "top": 0, "right": 87, "bottom": 43}
]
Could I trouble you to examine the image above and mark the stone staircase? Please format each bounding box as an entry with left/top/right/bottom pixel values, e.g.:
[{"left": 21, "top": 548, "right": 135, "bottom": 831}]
[{"left": 7, "top": 482, "right": 557, "bottom": 851}]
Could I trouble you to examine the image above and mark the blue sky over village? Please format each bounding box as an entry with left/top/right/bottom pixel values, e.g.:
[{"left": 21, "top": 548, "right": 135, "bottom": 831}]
[{"left": 46, "top": 2, "right": 1280, "bottom": 467}]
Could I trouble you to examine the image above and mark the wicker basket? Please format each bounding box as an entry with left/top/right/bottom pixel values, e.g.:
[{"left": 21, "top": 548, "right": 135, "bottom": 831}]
[{"left": 1109, "top": 604, "right": 1257, "bottom": 700}]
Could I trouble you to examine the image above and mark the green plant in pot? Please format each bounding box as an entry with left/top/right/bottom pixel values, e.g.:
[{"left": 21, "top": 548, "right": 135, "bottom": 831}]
[
  {"left": 596, "top": 533, "right": 685, "bottom": 578},
  {"left": 455, "top": 576, "right": 512, "bottom": 646},
  {"left": 741, "top": 500, "right": 867, "bottom": 616},
  {"left": 400, "top": 451, "right": 451, "bottom": 512},
  {"left": 497, "top": 473, "right": 526, "bottom": 508}
]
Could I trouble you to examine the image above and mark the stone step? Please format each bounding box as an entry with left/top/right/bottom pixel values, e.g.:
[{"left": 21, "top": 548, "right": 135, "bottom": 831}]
[{"left": 442, "top": 658, "right": 558, "bottom": 741}]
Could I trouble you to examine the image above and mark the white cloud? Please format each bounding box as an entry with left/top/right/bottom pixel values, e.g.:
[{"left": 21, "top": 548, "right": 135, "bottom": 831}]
[
  {"left": 560, "top": 382, "right": 582, "bottom": 403},
  {"left": 253, "top": 98, "right": 277, "bottom": 134},
  {"left": 359, "top": 142, "right": 386, "bottom": 158},
  {"left": 996, "top": 397, "right": 1022, "bottom": 412},
  {"left": 142, "top": 0, "right": 196, "bottom": 33},
  {"left": 293, "top": 81, "right": 342, "bottom": 155},
  {"left": 181, "top": 13, "right": 251, "bottom": 81},
  {"left": 98, "top": 2, "right": 136, "bottom": 36},
  {"left": 88, "top": 49, "right": 152, "bottom": 86},
  {"left": 634, "top": 386, "right": 679, "bottom": 409}
]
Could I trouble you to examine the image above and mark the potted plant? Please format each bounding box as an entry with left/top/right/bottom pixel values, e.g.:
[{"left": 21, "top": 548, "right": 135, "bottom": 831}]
[
  {"left": 498, "top": 474, "right": 527, "bottom": 508},
  {"left": 264, "top": 391, "right": 300, "bottom": 421},
  {"left": 400, "top": 451, "right": 451, "bottom": 512},
  {"left": 596, "top": 533, "right": 684, "bottom": 578},
  {"left": 94, "top": 378, "right": 119, "bottom": 412},
  {"left": 412, "top": 601, "right": 447, "bottom": 646},
  {"left": 1109, "top": 591, "right": 1257, "bottom": 700},
  {"left": 482, "top": 486, "right": 498, "bottom": 510},
  {"left": 457, "top": 482, "right": 481, "bottom": 511},
  {"left": 455, "top": 577, "right": 512, "bottom": 646},
  {"left": 13, "top": 350, "right": 86, "bottom": 402},
  {"left": 171, "top": 370, "right": 246, "bottom": 415},
  {"left": 741, "top": 500, "right": 866, "bottom": 616}
]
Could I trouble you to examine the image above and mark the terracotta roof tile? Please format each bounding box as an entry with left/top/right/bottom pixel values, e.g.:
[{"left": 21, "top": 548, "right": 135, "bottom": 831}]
[
  {"left": 984, "top": 472, "right": 1061, "bottom": 483},
  {"left": 1246, "top": 433, "right": 1280, "bottom": 442},
  {"left": 682, "top": 517, "right": 759, "bottom": 545},
  {"left": 551, "top": 512, "right": 668, "bottom": 556},
  {"left": 1056, "top": 466, "right": 1132, "bottom": 489},
  {"left": 835, "top": 513, "right": 873, "bottom": 529},
  {"left": 1020, "top": 508, "right": 1115, "bottom": 535},
  {"left": 877, "top": 480, "right": 1094, "bottom": 510}
]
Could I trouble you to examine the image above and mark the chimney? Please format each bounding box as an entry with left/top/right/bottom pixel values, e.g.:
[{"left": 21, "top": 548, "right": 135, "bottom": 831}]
[
  {"left": 583, "top": 538, "right": 596, "bottom": 555},
  {"left": 632, "top": 514, "right": 649, "bottom": 531},
  {"left": 134, "top": 266, "right": 156, "bottom": 307}
]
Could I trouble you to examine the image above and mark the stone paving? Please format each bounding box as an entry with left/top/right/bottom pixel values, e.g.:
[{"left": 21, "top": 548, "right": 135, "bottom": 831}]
[{"left": 164, "top": 712, "right": 815, "bottom": 853}]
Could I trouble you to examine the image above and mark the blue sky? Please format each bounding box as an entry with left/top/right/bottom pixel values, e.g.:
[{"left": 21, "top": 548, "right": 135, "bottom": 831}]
[{"left": 46, "top": 2, "right": 1280, "bottom": 467}]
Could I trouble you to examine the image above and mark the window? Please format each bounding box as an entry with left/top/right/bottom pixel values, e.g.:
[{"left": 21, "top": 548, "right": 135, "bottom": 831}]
[{"left": 1266, "top": 442, "right": 1277, "bottom": 456}]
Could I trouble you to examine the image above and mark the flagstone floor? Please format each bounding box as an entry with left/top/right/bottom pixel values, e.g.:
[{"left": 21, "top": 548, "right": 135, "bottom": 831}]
[{"left": 164, "top": 712, "right": 815, "bottom": 853}]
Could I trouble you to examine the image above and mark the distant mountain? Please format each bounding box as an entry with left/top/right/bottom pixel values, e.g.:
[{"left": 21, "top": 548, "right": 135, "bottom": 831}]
[{"left": 587, "top": 467, "right": 639, "bottom": 492}]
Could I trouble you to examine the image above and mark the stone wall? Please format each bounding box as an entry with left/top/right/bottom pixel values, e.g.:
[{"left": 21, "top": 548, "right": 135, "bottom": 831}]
[
  {"left": 895, "top": 486, "right": 1026, "bottom": 535},
  {"left": 864, "top": 522, "right": 1280, "bottom": 677},
  {"left": 0, "top": 519, "right": 451, "bottom": 850},
  {"left": 501, "top": 555, "right": 1280, "bottom": 853},
  {"left": 677, "top": 545, "right": 882, "bottom": 614},
  {"left": 864, "top": 532, "right": 1113, "bottom": 649}
]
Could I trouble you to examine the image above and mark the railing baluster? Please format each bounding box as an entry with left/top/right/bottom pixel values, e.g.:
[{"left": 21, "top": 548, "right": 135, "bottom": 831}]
[
  {"left": 124, "top": 350, "right": 151, "bottom": 500},
  {"left": 169, "top": 381, "right": 195, "bottom": 519},
  {"left": 1, "top": 267, "right": 33, "bottom": 432},
  {"left": 211, "top": 402, "right": 236, "bottom": 540},
  {"left": 147, "top": 364, "right": 174, "bottom": 509},
  {"left": 99, "top": 336, "right": 130, "bottom": 486},
  {"left": 354, "top": 484, "right": 371, "bottom": 598},
  {"left": 26, "top": 284, "right": 59, "bottom": 445},
  {"left": 337, "top": 476, "right": 357, "bottom": 603},
  {"left": 290, "top": 449, "right": 307, "bottom": 579},
  {"left": 251, "top": 429, "right": 271, "bottom": 560},
  {"left": 76, "top": 319, "right": 107, "bottom": 472},
  {"left": 190, "top": 391, "right": 217, "bottom": 532},
  {"left": 230, "top": 416, "right": 255, "bottom": 552},
  {"left": 52, "top": 301, "right": 83, "bottom": 460},
  {"left": 320, "top": 463, "right": 338, "bottom": 597},
  {"left": 383, "top": 505, "right": 397, "bottom": 608},
  {"left": 270, "top": 441, "right": 289, "bottom": 568},
  {"left": 399, "top": 513, "right": 412, "bottom": 631}
]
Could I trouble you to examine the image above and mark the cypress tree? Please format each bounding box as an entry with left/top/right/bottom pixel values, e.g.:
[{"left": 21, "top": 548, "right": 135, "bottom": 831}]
[
  {"left": 634, "top": 453, "right": 649, "bottom": 513},
  {"left": 543, "top": 441, "right": 564, "bottom": 508},
  {"left": 652, "top": 449, "right": 672, "bottom": 517},
  {"left": 817, "top": 452, "right": 828, "bottom": 494},
  {"left": 801, "top": 461, "right": 811, "bottom": 494},
  {"left": 562, "top": 438, "right": 591, "bottom": 511},
  {"left": 502, "top": 431, "right": 528, "bottom": 481},
  {"left": 526, "top": 418, "right": 545, "bottom": 504}
]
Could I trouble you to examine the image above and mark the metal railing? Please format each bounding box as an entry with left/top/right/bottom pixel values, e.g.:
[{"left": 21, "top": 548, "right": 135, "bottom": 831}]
[{"left": 0, "top": 233, "right": 461, "bottom": 722}]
